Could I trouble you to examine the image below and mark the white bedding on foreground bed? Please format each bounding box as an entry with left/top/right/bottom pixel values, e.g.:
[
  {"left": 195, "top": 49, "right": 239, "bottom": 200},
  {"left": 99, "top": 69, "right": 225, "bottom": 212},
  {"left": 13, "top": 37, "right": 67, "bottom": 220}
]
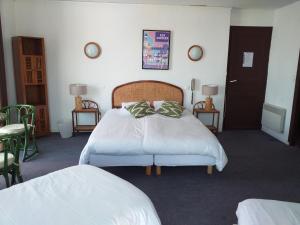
[
  {"left": 0, "top": 165, "right": 161, "bottom": 225},
  {"left": 236, "top": 199, "right": 300, "bottom": 225},
  {"left": 79, "top": 109, "right": 228, "bottom": 171}
]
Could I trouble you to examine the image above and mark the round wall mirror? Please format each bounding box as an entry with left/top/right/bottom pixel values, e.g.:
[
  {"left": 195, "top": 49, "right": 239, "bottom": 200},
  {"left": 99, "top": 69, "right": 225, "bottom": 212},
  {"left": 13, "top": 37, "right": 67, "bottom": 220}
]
[
  {"left": 188, "top": 45, "right": 204, "bottom": 61},
  {"left": 84, "top": 42, "right": 101, "bottom": 59}
]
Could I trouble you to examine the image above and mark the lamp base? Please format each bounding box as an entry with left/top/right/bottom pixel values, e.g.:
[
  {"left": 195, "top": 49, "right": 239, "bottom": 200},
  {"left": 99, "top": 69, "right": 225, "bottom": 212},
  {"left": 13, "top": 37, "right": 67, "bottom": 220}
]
[
  {"left": 204, "top": 97, "right": 214, "bottom": 111},
  {"left": 75, "top": 96, "right": 83, "bottom": 110}
]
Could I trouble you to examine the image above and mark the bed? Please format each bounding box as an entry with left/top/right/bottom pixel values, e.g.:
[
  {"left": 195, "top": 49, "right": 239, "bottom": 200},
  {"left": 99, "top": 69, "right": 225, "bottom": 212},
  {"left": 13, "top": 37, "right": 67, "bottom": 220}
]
[
  {"left": 79, "top": 108, "right": 154, "bottom": 175},
  {"left": 79, "top": 80, "right": 228, "bottom": 175},
  {"left": 0, "top": 165, "right": 161, "bottom": 225},
  {"left": 236, "top": 199, "right": 300, "bottom": 225}
]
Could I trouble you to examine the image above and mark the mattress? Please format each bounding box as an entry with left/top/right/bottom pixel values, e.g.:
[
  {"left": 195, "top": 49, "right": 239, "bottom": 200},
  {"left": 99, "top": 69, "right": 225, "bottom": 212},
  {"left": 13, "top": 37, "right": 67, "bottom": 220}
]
[
  {"left": 0, "top": 165, "right": 161, "bottom": 225},
  {"left": 154, "top": 154, "right": 215, "bottom": 166},
  {"left": 89, "top": 154, "right": 153, "bottom": 166},
  {"left": 236, "top": 199, "right": 300, "bottom": 225}
]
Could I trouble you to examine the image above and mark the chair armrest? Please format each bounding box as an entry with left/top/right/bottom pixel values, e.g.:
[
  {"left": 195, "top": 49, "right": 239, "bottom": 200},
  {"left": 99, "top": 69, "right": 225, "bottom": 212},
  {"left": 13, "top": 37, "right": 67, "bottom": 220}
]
[
  {"left": 0, "top": 107, "right": 7, "bottom": 113},
  {"left": 21, "top": 113, "right": 34, "bottom": 133}
]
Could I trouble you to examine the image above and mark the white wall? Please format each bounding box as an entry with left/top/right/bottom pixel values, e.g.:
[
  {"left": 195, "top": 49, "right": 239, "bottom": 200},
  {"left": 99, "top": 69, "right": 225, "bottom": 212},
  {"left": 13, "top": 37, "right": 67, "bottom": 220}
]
[
  {"left": 0, "top": 0, "right": 16, "bottom": 104},
  {"left": 230, "top": 8, "right": 274, "bottom": 26},
  {"left": 263, "top": 1, "right": 300, "bottom": 144},
  {"left": 10, "top": 0, "right": 231, "bottom": 131}
]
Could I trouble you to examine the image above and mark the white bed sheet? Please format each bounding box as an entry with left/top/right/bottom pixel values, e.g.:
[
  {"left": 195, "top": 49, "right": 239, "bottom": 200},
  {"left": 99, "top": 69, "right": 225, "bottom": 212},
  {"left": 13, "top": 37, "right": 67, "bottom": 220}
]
[
  {"left": 79, "top": 109, "right": 227, "bottom": 171},
  {"left": 236, "top": 199, "right": 300, "bottom": 225},
  {"left": 0, "top": 165, "right": 161, "bottom": 225},
  {"left": 80, "top": 109, "right": 146, "bottom": 164},
  {"left": 144, "top": 110, "right": 227, "bottom": 171}
]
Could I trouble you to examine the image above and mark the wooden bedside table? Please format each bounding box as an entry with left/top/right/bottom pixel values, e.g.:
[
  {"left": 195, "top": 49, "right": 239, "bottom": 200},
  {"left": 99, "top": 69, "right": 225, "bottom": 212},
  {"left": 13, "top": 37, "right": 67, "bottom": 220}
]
[
  {"left": 72, "top": 100, "right": 101, "bottom": 134},
  {"left": 193, "top": 101, "right": 220, "bottom": 134}
]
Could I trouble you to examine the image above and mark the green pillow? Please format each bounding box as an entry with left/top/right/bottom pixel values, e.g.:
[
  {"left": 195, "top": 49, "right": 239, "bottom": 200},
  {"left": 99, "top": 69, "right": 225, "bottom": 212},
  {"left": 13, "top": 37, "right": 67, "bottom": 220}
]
[
  {"left": 157, "top": 101, "right": 184, "bottom": 118},
  {"left": 126, "top": 101, "right": 155, "bottom": 118}
]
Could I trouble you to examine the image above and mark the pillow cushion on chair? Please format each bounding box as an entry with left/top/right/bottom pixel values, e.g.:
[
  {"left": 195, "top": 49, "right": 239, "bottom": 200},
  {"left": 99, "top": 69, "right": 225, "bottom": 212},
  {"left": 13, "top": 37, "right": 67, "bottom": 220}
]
[
  {"left": 157, "top": 101, "right": 184, "bottom": 118},
  {"left": 0, "top": 113, "right": 7, "bottom": 122},
  {"left": 126, "top": 101, "right": 155, "bottom": 118},
  {"left": 0, "top": 152, "right": 14, "bottom": 168},
  {"left": 0, "top": 124, "right": 27, "bottom": 134}
]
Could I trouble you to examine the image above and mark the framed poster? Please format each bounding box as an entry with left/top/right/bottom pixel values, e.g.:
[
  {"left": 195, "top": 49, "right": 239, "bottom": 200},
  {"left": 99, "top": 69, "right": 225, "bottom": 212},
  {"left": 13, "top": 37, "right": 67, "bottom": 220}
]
[{"left": 142, "top": 30, "right": 171, "bottom": 70}]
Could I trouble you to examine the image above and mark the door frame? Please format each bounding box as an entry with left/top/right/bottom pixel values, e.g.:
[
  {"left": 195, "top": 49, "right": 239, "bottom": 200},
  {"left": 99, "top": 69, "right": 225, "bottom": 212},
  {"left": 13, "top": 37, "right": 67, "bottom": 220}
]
[
  {"left": 288, "top": 50, "right": 300, "bottom": 145},
  {"left": 0, "top": 16, "right": 7, "bottom": 107},
  {"left": 223, "top": 26, "right": 272, "bottom": 130}
]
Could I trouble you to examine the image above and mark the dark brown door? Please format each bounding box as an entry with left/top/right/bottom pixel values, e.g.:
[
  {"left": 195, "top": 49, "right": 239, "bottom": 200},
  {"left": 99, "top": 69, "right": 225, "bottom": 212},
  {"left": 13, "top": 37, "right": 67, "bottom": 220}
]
[
  {"left": 224, "top": 26, "right": 272, "bottom": 129},
  {"left": 288, "top": 51, "right": 300, "bottom": 146}
]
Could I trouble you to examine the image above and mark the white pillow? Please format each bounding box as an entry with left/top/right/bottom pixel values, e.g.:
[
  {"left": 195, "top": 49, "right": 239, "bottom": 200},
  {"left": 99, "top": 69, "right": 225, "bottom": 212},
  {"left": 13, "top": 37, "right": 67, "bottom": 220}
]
[
  {"left": 121, "top": 102, "right": 138, "bottom": 109},
  {"left": 121, "top": 101, "right": 150, "bottom": 109},
  {"left": 153, "top": 101, "right": 165, "bottom": 111}
]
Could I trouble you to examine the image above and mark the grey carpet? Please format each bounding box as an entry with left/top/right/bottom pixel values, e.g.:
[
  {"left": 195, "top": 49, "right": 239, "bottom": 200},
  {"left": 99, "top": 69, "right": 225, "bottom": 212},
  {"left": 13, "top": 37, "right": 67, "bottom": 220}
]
[{"left": 1, "top": 131, "right": 300, "bottom": 225}]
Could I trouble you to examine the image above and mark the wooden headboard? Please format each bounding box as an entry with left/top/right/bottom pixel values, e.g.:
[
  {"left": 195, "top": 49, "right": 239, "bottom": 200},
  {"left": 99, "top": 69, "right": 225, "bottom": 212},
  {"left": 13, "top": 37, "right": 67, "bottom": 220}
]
[{"left": 112, "top": 80, "right": 184, "bottom": 108}]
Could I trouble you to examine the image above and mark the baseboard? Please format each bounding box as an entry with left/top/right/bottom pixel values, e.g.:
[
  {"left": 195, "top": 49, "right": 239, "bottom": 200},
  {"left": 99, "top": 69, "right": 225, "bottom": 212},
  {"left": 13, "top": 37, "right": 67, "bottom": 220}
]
[{"left": 261, "top": 126, "right": 289, "bottom": 145}]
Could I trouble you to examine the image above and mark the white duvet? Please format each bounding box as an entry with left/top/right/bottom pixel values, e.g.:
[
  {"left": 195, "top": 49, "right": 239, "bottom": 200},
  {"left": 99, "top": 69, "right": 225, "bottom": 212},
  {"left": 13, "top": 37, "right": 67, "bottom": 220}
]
[
  {"left": 0, "top": 165, "right": 161, "bottom": 225},
  {"left": 236, "top": 199, "right": 300, "bottom": 225},
  {"left": 79, "top": 109, "right": 146, "bottom": 164},
  {"left": 144, "top": 111, "right": 227, "bottom": 170},
  {"left": 79, "top": 109, "right": 228, "bottom": 171}
]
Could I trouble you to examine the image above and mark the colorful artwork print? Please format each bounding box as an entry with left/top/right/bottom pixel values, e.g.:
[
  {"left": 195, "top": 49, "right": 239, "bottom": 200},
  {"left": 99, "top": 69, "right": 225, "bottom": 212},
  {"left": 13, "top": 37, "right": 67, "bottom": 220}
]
[{"left": 142, "top": 30, "right": 170, "bottom": 70}]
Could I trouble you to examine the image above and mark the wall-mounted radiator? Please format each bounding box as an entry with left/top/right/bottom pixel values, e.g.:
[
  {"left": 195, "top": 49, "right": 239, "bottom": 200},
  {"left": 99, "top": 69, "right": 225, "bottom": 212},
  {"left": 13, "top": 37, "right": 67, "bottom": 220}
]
[{"left": 262, "top": 103, "right": 286, "bottom": 133}]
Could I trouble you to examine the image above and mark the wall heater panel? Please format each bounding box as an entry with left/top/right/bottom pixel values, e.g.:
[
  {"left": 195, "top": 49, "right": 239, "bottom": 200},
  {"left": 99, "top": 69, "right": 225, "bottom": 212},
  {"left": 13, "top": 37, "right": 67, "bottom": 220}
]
[{"left": 262, "top": 103, "right": 286, "bottom": 133}]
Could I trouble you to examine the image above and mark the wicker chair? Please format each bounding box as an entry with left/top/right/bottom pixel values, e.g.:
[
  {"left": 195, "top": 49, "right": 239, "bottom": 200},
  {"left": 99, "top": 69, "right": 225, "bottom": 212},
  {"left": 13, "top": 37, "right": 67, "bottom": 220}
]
[
  {"left": 0, "top": 133, "right": 23, "bottom": 187},
  {"left": 0, "top": 105, "right": 38, "bottom": 161}
]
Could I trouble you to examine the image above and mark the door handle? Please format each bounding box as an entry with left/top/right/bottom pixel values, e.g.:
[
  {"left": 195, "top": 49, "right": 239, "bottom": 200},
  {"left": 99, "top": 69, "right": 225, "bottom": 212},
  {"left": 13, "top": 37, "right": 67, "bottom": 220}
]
[{"left": 229, "top": 79, "right": 238, "bottom": 83}]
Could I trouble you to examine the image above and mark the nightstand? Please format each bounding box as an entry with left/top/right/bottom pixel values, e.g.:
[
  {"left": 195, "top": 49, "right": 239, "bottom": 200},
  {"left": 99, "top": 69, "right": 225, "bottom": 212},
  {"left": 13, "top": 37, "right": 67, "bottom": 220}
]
[
  {"left": 72, "top": 100, "right": 101, "bottom": 134},
  {"left": 193, "top": 101, "right": 220, "bottom": 134}
]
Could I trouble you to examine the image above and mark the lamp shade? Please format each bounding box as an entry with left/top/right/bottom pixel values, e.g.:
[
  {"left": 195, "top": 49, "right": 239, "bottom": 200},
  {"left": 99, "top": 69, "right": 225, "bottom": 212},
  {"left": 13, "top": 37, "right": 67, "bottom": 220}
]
[
  {"left": 69, "top": 84, "right": 87, "bottom": 96},
  {"left": 202, "top": 84, "right": 218, "bottom": 96}
]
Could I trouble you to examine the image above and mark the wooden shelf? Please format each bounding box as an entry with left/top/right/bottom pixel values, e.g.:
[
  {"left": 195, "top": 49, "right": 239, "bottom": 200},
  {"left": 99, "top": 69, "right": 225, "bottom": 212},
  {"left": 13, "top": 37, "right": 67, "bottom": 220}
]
[
  {"left": 25, "top": 85, "right": 46, "bottom": 105},
  {"left": 73, "top": 108, "right": 99, "bottom": 113},
  {"left": 193, "top": 101, "right": 220, "bottom": 135},
  {"left": 193, "top": 108, "right": 220, "bottom": 113},
  {"left": 21, "top": 37, "right": 43, "bottom": 55},
  {"left": 206, "top": 125, "right": 218, "bottom": 133},
  {"left": 25, "top": 83, "right": 46, "bottom": 86},
  {"left": 74, "top": 125, "right": 96, "bottom": 132},
  {"left": 72, "top": 100, "right": 101, "bottom": 135},
  {"left": 12, "top": 36, "right": 50, "bottom": 137}
]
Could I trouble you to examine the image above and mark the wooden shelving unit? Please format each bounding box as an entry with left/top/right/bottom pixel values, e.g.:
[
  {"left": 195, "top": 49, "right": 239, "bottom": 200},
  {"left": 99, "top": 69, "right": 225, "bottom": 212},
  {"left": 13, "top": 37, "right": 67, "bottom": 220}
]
[{"left": 12, "top": 36, "right": 50, "bottom": 137}]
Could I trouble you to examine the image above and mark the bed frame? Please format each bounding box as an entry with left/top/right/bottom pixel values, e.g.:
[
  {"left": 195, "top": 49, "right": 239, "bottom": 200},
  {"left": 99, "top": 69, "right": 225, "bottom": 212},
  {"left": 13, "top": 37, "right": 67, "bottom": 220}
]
[
  {"left": 112, "top": 80, "right": 184, "bottom": 108},
  {"left": 101, "top": 80, "right": 214, "bottom": 175}
]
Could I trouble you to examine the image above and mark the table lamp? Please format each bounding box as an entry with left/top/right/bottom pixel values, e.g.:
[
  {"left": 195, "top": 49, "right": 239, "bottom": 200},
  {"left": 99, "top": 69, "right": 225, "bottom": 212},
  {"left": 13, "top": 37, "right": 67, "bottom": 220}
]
[
  {"left": 202, "top": 84, "right": 218, "bottom": 111},
  {"left": 69, "top": 84, "right": 87, "bottom": 110}
]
